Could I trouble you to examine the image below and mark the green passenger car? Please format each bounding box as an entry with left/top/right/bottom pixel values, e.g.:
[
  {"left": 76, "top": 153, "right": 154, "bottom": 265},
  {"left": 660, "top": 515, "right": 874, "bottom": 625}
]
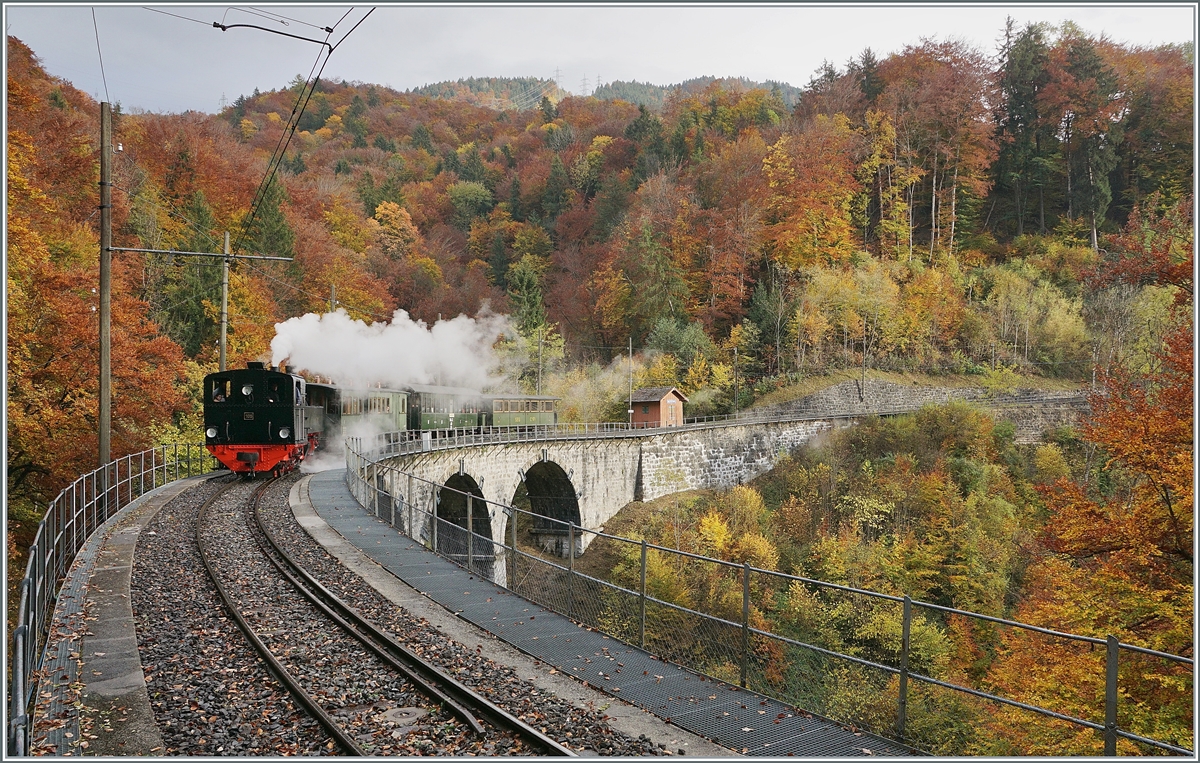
[
  {"left": 485, "top": 395, "right": 558, "bottom": 427},
  {"left": 406, "top": 384, "right": 485, "bottom": 430}
]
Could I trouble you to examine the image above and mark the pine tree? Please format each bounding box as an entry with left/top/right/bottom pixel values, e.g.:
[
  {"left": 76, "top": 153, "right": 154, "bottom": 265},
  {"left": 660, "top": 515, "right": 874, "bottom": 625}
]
[
  {"left": 542, "top": 154, "right": 570, "bottom": 221},
  {"left": 995, "top": 20, "right": 1054, "bottom": 236}
]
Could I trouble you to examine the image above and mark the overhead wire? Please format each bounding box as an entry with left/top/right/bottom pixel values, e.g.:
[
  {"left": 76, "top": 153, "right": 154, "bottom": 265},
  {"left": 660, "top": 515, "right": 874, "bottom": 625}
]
[
  {"left": 230, "top": 7, "right": 373, "bottom": 256},
  {"left": 229, "top": 28, "right": 335, "bottom": 255},
  {"left": 142, "top": 6, "right": 210, "bottom": 26},
  {"left": 240, "top": 260, "right": 394, "bottom": 321},
  {"left": 111, "top": 183, "right": 224, "bottom": 251},
  {"left": 243, "top": 7, "right": 337, "bottom": 32},
  {"left": 91, "top": 8, "right": 110, "bottom": 102}
]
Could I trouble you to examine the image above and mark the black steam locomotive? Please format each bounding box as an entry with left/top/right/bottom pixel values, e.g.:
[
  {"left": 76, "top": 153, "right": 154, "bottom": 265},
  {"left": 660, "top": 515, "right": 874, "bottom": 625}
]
[{"left": 203, "top": 362, "right": 558, "bottom": 476}]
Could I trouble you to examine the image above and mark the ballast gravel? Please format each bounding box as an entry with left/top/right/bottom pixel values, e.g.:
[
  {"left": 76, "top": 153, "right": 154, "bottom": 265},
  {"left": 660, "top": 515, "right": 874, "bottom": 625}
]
[{"left": 127, "top": 473, "right": 668, "bottom": 755}]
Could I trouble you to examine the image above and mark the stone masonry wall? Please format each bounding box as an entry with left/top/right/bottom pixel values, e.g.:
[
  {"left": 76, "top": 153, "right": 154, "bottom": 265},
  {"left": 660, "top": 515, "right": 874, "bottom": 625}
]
[
  {"left": 753, "top": 380, "right": 1087, "bottom": 443},
  {"left": 638, "top": 419, "right": 846, "bottom": 502}
]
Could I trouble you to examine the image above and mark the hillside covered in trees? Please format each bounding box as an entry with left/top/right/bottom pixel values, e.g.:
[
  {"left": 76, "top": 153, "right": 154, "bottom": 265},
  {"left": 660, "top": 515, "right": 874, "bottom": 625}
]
[{"left": 6, "top": 22, "right": 1193, "bottom": 738}]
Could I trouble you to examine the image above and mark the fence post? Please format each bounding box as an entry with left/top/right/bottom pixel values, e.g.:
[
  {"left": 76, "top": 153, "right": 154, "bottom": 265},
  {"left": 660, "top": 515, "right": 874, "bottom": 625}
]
[
  {"left": 371, "top": 463, "right": 379, "bottom": 518},
  {"left": 431, "top": 488, "right": 438, "bottom": 553},
  {"left": 640, "top": 539, "right": 647, "bottom": 649},
  {"left": 568, "top": 523, "right": 575, "bottom": 619},
  {"left": 467, "top": 494, "right": 474, "bottom": 574},
  {"left": 407, "top": 474, "right": 415, "bottom": 537},
  {"left": 1105, "top": 635, "right": 1118, "bottom": 755},
  {"left": 510, "top": 507, "right": 519, "bottom": 590},
  {"left": 740, "top": 562, "right": 750, "bottom": 688},
  {"left": 898, "top": 595, "right": 912, "bottom": 741}
]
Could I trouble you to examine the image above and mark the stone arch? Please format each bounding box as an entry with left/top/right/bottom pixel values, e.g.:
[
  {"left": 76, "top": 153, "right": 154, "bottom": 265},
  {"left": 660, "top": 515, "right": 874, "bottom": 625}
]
[
  {"left": 517, "top": 460, "right": 580, "bottom": 556},
  {"left": 437, "top": 473, "right": 493, "bottom": 577}
]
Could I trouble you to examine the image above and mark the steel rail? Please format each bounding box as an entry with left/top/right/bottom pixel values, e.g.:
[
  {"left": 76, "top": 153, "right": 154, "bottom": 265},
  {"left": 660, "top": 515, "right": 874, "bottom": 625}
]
[
  {"left": 195, "top": 477, "right": 365, "bottom": 756},
  {"left": 247, "top": 500, "right": 486, "bottom": 736},
  {"left": 251, "top": 489, "right": 577, "bottom": 756}
]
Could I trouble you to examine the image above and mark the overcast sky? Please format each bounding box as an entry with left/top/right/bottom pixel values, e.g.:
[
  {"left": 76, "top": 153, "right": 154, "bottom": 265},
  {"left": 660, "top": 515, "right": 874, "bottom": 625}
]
[{"left": 5, "top": 4, "right": 1196, "bottom": 114}]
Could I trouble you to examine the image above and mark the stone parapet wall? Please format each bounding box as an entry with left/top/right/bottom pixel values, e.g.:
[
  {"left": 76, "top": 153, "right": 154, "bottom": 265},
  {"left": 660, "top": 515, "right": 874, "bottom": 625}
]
[{"left": 752, "top": 380, "right": 1088, "bottom": 443}]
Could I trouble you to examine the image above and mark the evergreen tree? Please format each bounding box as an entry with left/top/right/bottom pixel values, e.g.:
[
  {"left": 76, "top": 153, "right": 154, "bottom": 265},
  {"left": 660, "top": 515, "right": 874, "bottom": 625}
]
[
  {"left": 441, "top": 148, "right": 462, "bottom": 176},
  {"left": 995, "top": 20, "right": 1054, "bottom": 236},
  {"left": 489, "top": 232, "right": 510, "bottom": 289},
  {"left": 627, "top": 224, "right": 689, "bottom": 339},
  {"left": 507, "top": 175, "right": 524, "bottom": 222},
  {"left": 1061, "top": 34, "right": 1124, "bottom": 248},
  {"left": 507, "top": 254, "right": 547, "bottom": 334},
  {"left": 542, "top": 154, "right": 570, "bottom": 221},
  {"left": 855, "top": 48, "right": 884, "bottom": 105},
  {"left": 156, "top": 191, "right": 222, "bottom": 356},
  {"left": 625, "top": 104, "right": 666, "bottom": 182},
  {"left": 459, "top": 146, "right": 489, "bottom": 185},
  {"left": 245, "top": 178, "right": 294, "bottom": 259},
  {"left": 411, "top": 123, "right": 434, "bottom": 152}
]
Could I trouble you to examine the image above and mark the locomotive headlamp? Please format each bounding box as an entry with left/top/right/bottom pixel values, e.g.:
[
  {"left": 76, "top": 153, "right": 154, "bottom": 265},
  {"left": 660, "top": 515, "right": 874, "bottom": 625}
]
[
  {"left": 241, "top": 384, "right": 254, "bottom": 396},
  {"left": 279, "top": 427, "right": 291, "bottom": 439},
  {"left": 206, "top": 427, "right": 218, "bottom": 438}
]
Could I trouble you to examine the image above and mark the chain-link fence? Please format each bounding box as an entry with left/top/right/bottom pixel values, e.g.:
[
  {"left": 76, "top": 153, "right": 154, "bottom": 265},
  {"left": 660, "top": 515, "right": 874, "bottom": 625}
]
[
  {"left": 7, "top": 445, "right": 217, "bottom": 756},
  {"left": 347, "top": 439, "right": 1191, "bottom": 756}
]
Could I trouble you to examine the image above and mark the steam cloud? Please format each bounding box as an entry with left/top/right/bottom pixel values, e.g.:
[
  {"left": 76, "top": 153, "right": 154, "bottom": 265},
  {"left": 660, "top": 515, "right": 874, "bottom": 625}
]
[{"left": 271, "top": 309, "right": 513, "bottom": 391}]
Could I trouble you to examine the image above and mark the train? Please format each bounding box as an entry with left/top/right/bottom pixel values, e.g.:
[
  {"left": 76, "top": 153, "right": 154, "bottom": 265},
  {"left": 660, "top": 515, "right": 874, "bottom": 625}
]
[{"left": 203, "top": 362, "right": 558, "bottom": 476}]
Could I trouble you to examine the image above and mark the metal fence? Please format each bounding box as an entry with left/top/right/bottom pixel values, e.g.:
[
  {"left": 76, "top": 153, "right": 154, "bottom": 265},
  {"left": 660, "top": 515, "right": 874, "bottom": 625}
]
[
  {"left": 6, "top": 445, "right": 216, "bottom": 756},
  {"left": 364, "top": 392, "right": 1090, "bottom": 459},
  {"left": 346, "top": 438, "right": 1192, "bottom": 757}
]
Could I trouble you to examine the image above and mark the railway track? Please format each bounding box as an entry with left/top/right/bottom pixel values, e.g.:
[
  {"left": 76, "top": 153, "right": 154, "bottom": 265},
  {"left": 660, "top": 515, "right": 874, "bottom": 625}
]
[{"left": 195, "top": 476, "right": 575, "bottom": 756}]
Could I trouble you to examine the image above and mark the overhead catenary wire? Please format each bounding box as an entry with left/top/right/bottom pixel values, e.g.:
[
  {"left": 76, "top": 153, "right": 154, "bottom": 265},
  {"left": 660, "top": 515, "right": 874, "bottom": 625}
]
[
  {"left": 229, "top": 27, "right": 335, "bottom": 255},
  {"left": 228, "top": 8, "right": 373, "bottom": 257},
  {"left": 222, "top": 6, "right": 335, "bottom": 33},
  {"left": 243, "top": 6, "right": 336, "bottom": 32},
  {"left": 142, "top": 6, "right": 210, "bottom": 26},
  {"left": 241, "top": 260, "right": 394, "bottom": 321},
  {"left": 91, "top": 8, "right": 110, "bottom": 103}
]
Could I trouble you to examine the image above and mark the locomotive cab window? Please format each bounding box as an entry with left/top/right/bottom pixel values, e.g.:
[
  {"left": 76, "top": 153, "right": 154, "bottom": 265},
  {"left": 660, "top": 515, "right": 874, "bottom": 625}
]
[{"left": 210, "top": 379, "right": 230, "bottom": 402}]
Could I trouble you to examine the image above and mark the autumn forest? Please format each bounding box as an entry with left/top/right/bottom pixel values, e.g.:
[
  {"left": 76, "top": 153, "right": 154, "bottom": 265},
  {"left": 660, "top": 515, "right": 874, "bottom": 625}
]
[{"left": 5, "top": 19, "right": 1194, "bottom": 754}]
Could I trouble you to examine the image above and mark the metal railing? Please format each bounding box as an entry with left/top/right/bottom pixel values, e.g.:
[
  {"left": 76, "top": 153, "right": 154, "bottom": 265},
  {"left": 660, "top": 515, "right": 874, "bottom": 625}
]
[
  {"left": 6, "top": 445, "right": 216, "bottom": 756},
  {"left": 346, "top": 437, "right": 1191, "bottom": 757},
  {"left": 365, "top": 392, "right": 1090, "bottom": 458}
]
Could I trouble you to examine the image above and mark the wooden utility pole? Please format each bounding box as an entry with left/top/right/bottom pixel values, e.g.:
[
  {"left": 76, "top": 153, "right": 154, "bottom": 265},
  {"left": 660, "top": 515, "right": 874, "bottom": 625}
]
[
  {"left": 627, "top": 337, "right": 633, "bottom": 426},
  {"left": 99, "top": 102, "right": 112, "bottom": 466},
  {"left": 220, "top": 232, "right": 229, "bottom": 371},
  {"left": 734, "top": 346, "right": 739, "bottom": 419}
]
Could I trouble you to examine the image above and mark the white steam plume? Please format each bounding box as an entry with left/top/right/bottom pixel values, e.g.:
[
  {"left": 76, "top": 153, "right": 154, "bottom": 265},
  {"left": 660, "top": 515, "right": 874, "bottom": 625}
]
[{"left": 271, "top": 308, "right": 512, "bottom": 391}]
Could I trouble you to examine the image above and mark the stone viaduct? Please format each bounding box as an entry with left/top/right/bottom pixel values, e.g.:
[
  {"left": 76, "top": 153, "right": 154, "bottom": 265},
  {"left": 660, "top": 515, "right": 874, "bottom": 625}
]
[
  {"left": 355, "top": 382, "right": 1087, "bottom": 583},
  {"left": 365, "top": 416, "right": 846, "bottom": 562}
]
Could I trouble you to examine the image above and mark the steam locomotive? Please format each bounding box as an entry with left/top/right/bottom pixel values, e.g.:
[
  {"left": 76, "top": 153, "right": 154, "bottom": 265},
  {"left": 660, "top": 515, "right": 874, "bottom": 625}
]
[{"left": 203, "top": 362, "right": 558, "bottom": 476}]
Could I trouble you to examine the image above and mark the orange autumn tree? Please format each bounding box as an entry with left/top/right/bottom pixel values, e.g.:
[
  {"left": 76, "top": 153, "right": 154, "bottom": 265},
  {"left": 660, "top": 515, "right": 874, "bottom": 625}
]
[
  {"left": 981, "top": 197, "right": 1193, "bottom": 755},
  {"left": 761, "top": 113, "right": 862, "bottom": 267}
]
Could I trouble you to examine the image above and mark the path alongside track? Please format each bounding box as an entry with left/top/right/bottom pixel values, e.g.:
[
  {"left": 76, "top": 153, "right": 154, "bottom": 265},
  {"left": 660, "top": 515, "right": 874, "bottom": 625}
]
[{"left": 301, "top": 468, "right": 916, "bottom": 757}]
